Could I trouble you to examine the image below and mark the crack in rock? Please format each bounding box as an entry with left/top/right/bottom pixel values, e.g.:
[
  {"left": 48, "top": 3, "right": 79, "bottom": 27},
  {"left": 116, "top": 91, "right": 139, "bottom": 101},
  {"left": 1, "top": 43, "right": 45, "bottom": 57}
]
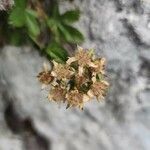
[
  {"left": 113, "top": 0, "right": 123, "bottom": 12},
  {"left": 121, "top": 18, "right": 150, "bottom": 48},
  {"left": 3, "top": 94, "right": 50, "bottom": 150},
  {"left": 131, "top": 0, "right": 143, "bottom": 14},
  {"left": 139, "top": 56, "right": 150, "bottom": 78}
]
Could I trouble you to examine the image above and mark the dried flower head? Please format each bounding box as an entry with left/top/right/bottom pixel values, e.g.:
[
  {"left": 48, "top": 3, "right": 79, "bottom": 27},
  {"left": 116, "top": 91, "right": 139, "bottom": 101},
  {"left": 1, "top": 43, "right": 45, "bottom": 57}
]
[
  {"left": 88, "top": 81, "right": 109, "bottom": 100},
  {"left": 51, "top": 61, "right": 73, "bottom": 80},
  {"left": 48, "top": 86, "right": 66, "bottom": 102},
  {"left": 75, "top": 47, "right": 92, "bottom": 66},
  {"left": 37, "top": 63, "right": 53, "bottom": 85},
  {"left": 66, "top": 90, "right": 84, "bottom": 109},
  {"left": 75, "top": 74, "right": 87, "bottom": 89},
  {"left": 91, "top": 58, "right": 106, "bottom": 75},
  {"left": 67, "top": 46, "right": 92, "bottom": 67},
  {"left": 37, "top": 71, "right": 53, "bottom": 85},
  {"left": 37, "top": 46, "right": 109, "bottom": 110}
]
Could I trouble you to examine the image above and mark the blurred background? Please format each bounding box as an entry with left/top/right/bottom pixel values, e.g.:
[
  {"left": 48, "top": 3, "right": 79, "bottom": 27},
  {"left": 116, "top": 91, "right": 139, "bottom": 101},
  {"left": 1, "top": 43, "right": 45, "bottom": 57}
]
[{"left": 0, "top": 0, "right": 150, "bottom": 150}]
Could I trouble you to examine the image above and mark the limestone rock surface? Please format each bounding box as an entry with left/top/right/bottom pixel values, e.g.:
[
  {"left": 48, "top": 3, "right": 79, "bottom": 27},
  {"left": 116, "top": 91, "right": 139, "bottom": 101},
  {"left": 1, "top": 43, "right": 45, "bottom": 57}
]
[{"left": 0, "top": 0, "right": 150, "bottom": 150}]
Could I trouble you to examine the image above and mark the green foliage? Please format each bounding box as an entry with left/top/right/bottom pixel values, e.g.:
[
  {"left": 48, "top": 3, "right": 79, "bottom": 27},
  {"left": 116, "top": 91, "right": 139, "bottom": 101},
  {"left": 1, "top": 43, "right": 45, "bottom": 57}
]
[
  {"left": 61, "top": 9, "right": 80, "bottom": 24},
  {"left": 58, "top": 24, "right": 84, "bottom": 43},
  {"left": 46, "top": 42, "right": 68, "bottom": 63},
  {"left": 46, "top": 4, "right": 84, "bottom": 45},
  {"left": 25, "top": 9, "right": 40, "bottom": 37},
  {"left": 9, "top": 0, "right": 26, "bottom": 27},
  {"left": 1, "top": 0, "right": 84, "bottom": 63}
]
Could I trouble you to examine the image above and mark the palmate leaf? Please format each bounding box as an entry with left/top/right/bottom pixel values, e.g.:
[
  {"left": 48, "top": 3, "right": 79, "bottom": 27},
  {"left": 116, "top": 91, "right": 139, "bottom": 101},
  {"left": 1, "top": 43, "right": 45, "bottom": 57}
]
[
  {"left": 58, "top": 24, "right": 84, "bottom": 44},
  {"left": 9, "top": 0, "right": 26, "bottom": 27},
  {"left": 47, "top": 18, "right": 59, "bottom": 36},
  {"left": 52, "top": 1, "right": 60, "bottom": 18},
  {"left": 25, "top": 9, "right": 42, "bottom": 48},
  {"left": 46, "top": 42, "right": 68, "bottom": 63},
  {"left": 25, "top": 9, "right": 40, "bottom": 37},
  {"left": 61, "top": 9, "right": 80, "bottom": 24},
  {"left": 47, "top": 18, "right": 62, "bottom": 43},
  {"left": 9, "top": 0, "right": 40, "bottom": 36},
  {"left": 14, "top": 0, "right": 27, "bottom": 7},
  {"left": 8, "top": 0, "right": 84, "bottom": 63},
  {"left": 9, "top": 4, "right": 41, "bottom": 47},
  {"left": 25, "top": 9, "right": 38, "bottom": 18},
  {"left": 9, "top": 7, "right": 26, "bottom": 27}
]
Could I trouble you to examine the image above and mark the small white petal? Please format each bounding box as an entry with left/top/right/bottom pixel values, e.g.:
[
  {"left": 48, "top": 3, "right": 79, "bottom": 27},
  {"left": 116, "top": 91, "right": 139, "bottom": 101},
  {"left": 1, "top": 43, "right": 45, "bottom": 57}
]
[
  {"left": 51, "top": 71, "right": 57, "bottom": 77},
  {"left": 77, "top": 45, "right": 84, "bottom": 51},
  {"left": 52, "top": 60, "right": 58, "bottom": 67},
  {"left": 101, "top": 80, "right": 109, "bottom": 86},
  {"left": 89, "top": 62, "right": 98, "bottom": 67},
  {"left": 78, "top": 66, "right": 83, "bottom": 76},
  {"left": 92, "top": 76, "right": 96, "bottom": 83},
  {"left": 51, "top": 81, "right": 58, "bottom": 86},
  {"left": 87, "top": 90, "right": 94, "bottom": 98},
  {"left": 66, "top": 57, "right": 76, "bottom": 65},
  {"left": 83, "top": 94, "right": 90, "bottom": 102}
]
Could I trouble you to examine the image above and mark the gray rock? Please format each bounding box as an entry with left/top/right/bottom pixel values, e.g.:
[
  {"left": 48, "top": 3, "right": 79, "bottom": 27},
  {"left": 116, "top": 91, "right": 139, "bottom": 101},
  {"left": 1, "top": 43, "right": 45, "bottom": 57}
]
[
  {"left": 0, "top": 0, "right": 150, "bottom": 150},
  {"left": 0, "top": 0, "right": 14, "bottom": 10}
]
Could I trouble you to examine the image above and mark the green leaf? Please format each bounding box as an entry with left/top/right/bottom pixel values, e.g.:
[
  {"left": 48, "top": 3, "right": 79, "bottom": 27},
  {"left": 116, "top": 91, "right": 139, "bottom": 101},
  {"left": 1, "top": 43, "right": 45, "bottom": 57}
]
[
  {"left": 25, "top": 9, "right": 38, "bottom": 18},
  {"left": 28, "top": 33, "right": 44, "bottom": 49},
  {"left": 46, "top": 42, "right": 68, "bottom": 63},
  {"left": 61, "top": 9, "right": 80, "bottom": 24},
  {"left": 47, "top": 18, "right": 58, "bottom": 33},
  {"left": 9, "top": 31, "right": 23, "bottom": 46},
  {"left": 9, "top": 8, "right": 26, "bottom": 27},
  {"left": 25, "top": 11, "right": 40, "bottom": 37},
  {"left": 14, "top": 0, "right": 26, "bottom": 8},
  {"left": 58, "top": 24, "right": 84, "bottom": 44},
  {"left": 9, "top": 0, "right": 27, "bottom": 27},
  {"left": 51, "top": 1, "right": 60, "bottom": 18},
  {"left": 47, "top": 18, "right": 61, "bottom": 42},
  {"left": 58, "top": 24, "right": 72, "bottom": 41}
]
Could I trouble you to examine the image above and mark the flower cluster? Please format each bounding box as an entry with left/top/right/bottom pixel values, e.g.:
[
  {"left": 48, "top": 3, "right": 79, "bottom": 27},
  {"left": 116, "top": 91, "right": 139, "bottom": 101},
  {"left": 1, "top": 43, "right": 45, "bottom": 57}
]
[{"left": 37, "top": 47, "right": 109, "bottom": 110}]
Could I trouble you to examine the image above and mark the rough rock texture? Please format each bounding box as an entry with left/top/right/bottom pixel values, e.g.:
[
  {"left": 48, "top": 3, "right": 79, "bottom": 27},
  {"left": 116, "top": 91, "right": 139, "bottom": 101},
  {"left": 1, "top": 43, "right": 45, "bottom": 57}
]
[
  {"left": 0, "top": 0, "right": 14, "bottom": 10},
  {"left": 0, "top": 0, "right": 150, "bottom": 150}
]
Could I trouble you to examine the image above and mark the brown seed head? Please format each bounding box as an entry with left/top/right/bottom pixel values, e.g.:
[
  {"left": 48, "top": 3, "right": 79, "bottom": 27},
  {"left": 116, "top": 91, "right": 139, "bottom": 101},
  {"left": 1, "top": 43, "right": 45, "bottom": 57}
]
[
  {"left": 48, "top": 87, "right": 66, "bottom": 102},
  {"left": 52, "top": 62, "right": 73, "bottom": 80},
  {"left": 37, "top": 71, "right": 53, "bottom": 85},
  {"left": 91, "top": 81, "right": 109, "bottom": 99},
  {"left": 37, "top": 46, "right": 109, "bottom": 110},
  {"left": 91, "top": 58, "right": 106, "bottom": 74},
  {"left": 66, "top": 90, "right": 84, "bottom": 109},
  {"left": 75, "top": 48, "right": 91, "bottom": 66},
  {"left": 75, "top": 75, "right": 87, "bottom": 89}
]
